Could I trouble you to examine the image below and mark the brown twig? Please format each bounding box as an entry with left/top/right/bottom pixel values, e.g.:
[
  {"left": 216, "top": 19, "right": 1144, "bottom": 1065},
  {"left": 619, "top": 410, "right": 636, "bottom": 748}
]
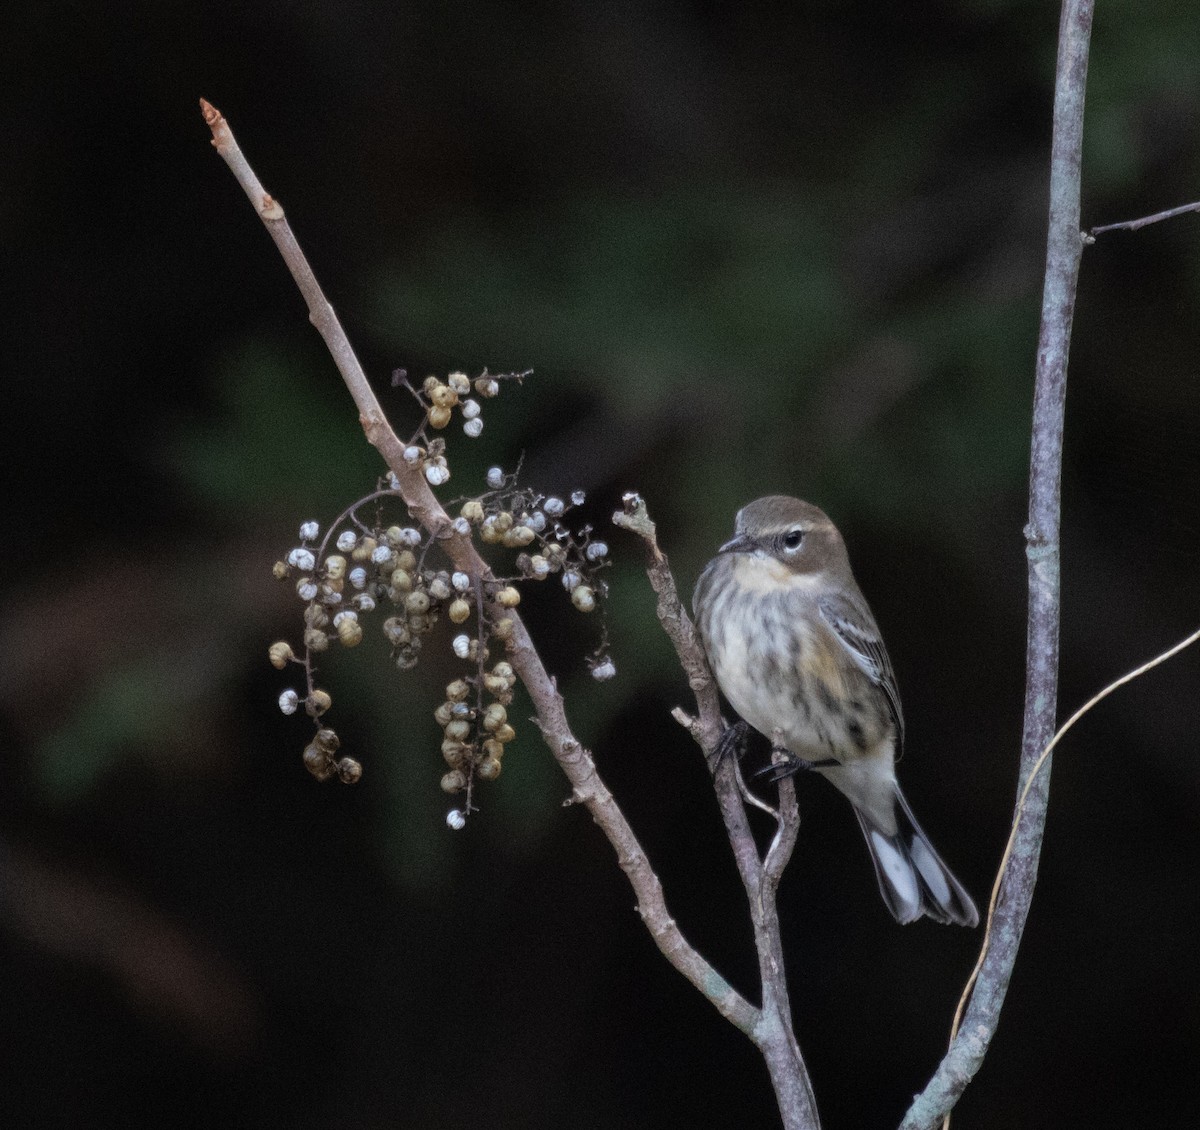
[
  {"left": 200, "top": 98, "right": 757, "bottom": 1037},
  {"left": 614, "top": 494, "right": 819, "bottom": 1130}
]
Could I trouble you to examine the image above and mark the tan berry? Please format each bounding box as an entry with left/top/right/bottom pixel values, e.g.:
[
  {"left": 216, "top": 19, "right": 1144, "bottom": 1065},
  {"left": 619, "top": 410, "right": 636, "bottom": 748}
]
[
  {"left": 441, "top": 769, "right": 467, "bottom": 793},
  {"left": 269, "top": 641, "right": 295, "bottom": 669},
  {"left": 503, "top": 526, "right": 535, "bottom": 548},
  {"left": 445, "top": 679, "right": 471, "bottom": 702},
  {"left": 430, "top": 384, "right": 458, "bottom": 410},
  {"left": 336, "top": 618, "right": 363, "bottom": 647},
  {"left": 447, "top": 372, "right": 471, "bottom": 395},
  {"left": 460, "top": 499, "right": 485, "bottom": 523},
  {"left": 571, "top": 585, "right": 596, "bottom": 612},
  {"left": 304, "top": 627, "right": 330, "bottom": 652},
  {"left": 434, "top": 701, "right": 455, "bottom": 728},
  {"left": 477, "top": 757, "right": 501, "bottom": 781},
  {"left": 324, "top": 555, "right": 347, "bottom": 581},
  {"left": 493, "top": 722, "right": 516, "bottom": 744},
  {"left": 482, "top": 703, "right": 508, "bottom": 732},
  {"left": 306, "top": 689, "right": 332, "bottom": 716},
  {"left": 495, "top": 586, "right": 521, "bottom": 608},
  {"left": 448, "top": 598, "right": 471, "bottom": 623},
  {"left": 444, "top": 719, "right": 472, "bottom": 743},
  {"left": 314, "top": 728, "right": 341, "bottom": 754},
  {"left": 273, "top": 561, "right": 289, "bottom": 580},
  {"left": 336, "top": 757, "right": 363, "bottom": 784},
  {"left": 405, "top": 590, "right": 431, "bottom": 615},
  {"left": 482, "top": 738, "right": 505, "bottom": 760},
  {"left": 493, "top": 617, "right": 514, "bottom": 641},
  {"left": 303, "top": 745, "right": 335, "bottom": 780}
]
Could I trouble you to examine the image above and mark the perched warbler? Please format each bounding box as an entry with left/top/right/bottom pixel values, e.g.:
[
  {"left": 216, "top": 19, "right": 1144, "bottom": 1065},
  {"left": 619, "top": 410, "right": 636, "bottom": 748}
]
[{"left": 693, "top": 495, "right": 978, "bottom": 927}]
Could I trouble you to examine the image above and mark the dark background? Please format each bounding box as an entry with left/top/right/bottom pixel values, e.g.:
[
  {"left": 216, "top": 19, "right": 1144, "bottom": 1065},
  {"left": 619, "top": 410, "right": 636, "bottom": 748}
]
[{"left": 3, "top": 3, "right": 1199, "bottom": 1127}]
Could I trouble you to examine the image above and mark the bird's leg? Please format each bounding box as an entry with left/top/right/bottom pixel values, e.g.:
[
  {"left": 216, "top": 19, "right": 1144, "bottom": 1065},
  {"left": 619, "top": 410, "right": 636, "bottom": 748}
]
[
  {"left": 709, "top": 721, "right": 779, "bottom": 819},
  {"left": 755, "top": 750, "right": 839, "bottom": 784}
]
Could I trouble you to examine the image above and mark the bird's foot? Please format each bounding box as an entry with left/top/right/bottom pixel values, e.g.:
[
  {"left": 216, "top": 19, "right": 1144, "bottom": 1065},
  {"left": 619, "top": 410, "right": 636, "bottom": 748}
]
[
  {"left": 708, "top": 721, "right": 781, "bottom": 819},
  {"left": 711, "top": 719, "right": 751, "bottom": 766},
  {"left": 755, "top": 751, "right": 839, "bottom": 784}
]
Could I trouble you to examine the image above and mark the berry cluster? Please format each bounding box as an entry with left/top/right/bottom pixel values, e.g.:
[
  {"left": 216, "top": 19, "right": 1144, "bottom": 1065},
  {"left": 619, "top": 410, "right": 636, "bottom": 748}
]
[
  {"left": 392, "top": 368, "right": 529, "bottom": 486},
  {"left": 267, "top": 370, "right": 615, "bottom": 824},
  {"left": 435, "top": 661, "right": 517, "bottom": 822},
  {"left": 463, "top": 469, "right": 612, "bottom": 626}
]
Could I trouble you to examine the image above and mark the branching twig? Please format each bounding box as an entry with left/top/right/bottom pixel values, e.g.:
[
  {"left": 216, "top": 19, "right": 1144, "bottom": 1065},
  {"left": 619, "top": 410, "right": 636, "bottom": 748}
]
[
  {"left": 200, "top": 98, "right": 758, "bottom": 1038},
  {"left": 614, "top": 494, "right": 819, "bottom": 1130},
  {"left": 899, "top": 3, "right": 1095, "bottom": 1127}
]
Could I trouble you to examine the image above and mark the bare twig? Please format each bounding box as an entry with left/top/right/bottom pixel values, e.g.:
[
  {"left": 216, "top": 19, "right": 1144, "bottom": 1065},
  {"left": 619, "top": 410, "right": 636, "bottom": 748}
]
[
  {"left": 200, "top": 99, "right": 757, "bottom": 1038},
  {"left": 899, "top": 3, "right": 1095, "bottom": 1127},
  {"left": 949, "top": 625, "right": 1200, "bottom": 1048},
  {"left": 1087, "top": 199, "right": 1200, "bottom": 238},
  {"left": 614, "top": 494, "right": 819, "bottom": 1130}
]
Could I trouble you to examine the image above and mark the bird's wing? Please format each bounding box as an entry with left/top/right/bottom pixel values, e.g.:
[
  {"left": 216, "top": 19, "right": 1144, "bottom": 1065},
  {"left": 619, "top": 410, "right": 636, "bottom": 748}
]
[{"left": 818, "top": 595, "right": 905, "bottom": 753}]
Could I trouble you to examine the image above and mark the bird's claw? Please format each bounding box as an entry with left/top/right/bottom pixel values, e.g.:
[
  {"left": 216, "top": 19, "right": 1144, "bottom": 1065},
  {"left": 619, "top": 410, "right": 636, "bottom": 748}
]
[{"left": 711, "top": 720, "right": 751, "bottom": 766}]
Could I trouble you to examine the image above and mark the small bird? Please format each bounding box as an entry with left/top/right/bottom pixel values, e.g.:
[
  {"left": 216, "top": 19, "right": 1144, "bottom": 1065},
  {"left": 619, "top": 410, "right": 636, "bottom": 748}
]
[{"left": 693, "top": 495, "right": 978, "bottom": 927}]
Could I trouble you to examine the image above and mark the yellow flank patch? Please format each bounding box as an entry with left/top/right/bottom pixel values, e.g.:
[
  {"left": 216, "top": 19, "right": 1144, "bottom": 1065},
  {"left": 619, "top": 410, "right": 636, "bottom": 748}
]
[{"left": 801, "top": 638, "right": 847, "bottom": 697}]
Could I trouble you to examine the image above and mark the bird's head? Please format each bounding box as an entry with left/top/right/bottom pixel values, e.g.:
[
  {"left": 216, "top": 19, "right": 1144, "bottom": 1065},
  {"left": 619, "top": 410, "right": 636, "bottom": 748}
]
[{"left": 719, "top": 495, "right": 851, "bottom": 580}]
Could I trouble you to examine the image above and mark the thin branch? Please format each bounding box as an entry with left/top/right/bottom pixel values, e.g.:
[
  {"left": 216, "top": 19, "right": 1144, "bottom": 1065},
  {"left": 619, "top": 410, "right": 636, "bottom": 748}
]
[
  {"left": 762, "top": 769, "right": 800, "bottom": 889},
  {"left": 949, "top": 625, "right": 1200, "bottom": 1049},
  {"left": 899, "top": 2, "right": 1094, "bottom": 1127},
  {"left": 1087, "top": 199, "right": 1200, "bottom": 237},
  {"left": 200, "top": 99, "right": 758, "bottom": 1038},
  {"left": 614, "top": 495, "right": 820, "bottom": 1130}
]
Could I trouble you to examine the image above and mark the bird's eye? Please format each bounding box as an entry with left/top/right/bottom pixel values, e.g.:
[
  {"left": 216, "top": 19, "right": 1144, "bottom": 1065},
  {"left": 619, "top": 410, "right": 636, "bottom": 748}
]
[{"left": 783, "top": 529, "right": 804, "bottom": 552}]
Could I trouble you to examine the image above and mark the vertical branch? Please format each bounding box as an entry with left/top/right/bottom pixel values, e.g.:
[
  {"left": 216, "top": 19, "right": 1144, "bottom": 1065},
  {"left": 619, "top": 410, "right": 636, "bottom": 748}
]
[
  {"left": 900, "top": 2, "right": 1094, "bottom": 1127},
  {"left": 615, "top": 498, "right": 821, "bottom": 1130}
]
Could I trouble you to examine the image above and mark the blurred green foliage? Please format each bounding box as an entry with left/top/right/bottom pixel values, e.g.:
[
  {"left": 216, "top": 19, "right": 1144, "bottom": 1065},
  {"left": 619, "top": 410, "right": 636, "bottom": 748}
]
[
  {"left": 6, "top": 1, "right": 1200, "bottom": 1126},
  {"left": 171, "top": 336, "right": 384, "bottom": 517}
]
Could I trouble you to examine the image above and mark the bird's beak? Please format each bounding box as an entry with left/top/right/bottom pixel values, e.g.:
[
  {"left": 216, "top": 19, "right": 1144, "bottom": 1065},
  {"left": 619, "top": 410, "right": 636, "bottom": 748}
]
[{"left": 718, "top": 533, "right": 754, "bottom": 555}]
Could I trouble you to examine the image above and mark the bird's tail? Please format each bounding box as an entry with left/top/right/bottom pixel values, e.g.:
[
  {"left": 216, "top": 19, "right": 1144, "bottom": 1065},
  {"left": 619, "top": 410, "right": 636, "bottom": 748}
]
[{"left": 853, "top": 786, "right": 979, "bottom": 927}]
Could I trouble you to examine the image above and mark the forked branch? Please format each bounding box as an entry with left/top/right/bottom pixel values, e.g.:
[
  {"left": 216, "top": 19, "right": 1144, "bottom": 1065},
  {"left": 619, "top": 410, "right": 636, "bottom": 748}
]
[
  {"left": 615, "top": 495, "right": 817, "bottom": 1128},
  {"left": 202, "top": 99, "right": 820, "bottom": 1128}
]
